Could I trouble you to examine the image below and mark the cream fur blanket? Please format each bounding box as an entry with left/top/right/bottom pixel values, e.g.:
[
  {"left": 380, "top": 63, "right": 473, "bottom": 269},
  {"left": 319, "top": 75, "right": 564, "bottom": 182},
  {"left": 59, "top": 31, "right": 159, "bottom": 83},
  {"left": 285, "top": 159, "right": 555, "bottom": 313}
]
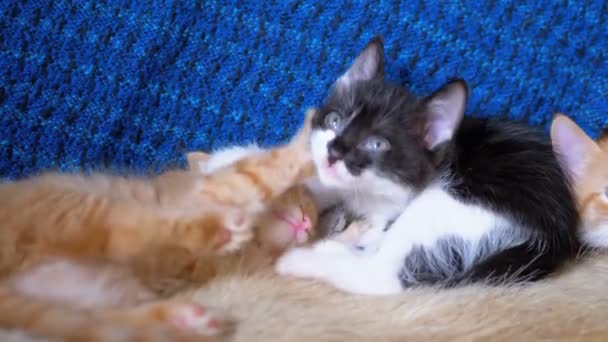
[{"left": 4, "top": 246, "right": 608, "bottom": 341}]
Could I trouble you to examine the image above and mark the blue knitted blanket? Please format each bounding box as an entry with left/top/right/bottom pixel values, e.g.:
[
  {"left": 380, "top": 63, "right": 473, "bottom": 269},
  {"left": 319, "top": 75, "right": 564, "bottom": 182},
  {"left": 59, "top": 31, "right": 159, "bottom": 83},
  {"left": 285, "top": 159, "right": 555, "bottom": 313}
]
[{"left": 1, "top": 1, "right": 606, "bottom": 179}]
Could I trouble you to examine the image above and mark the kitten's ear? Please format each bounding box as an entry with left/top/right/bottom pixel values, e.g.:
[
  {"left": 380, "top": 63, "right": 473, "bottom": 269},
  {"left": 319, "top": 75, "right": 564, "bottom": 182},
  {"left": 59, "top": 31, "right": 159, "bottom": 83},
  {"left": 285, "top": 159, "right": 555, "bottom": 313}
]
[
  {"left": 422, "top": 79, "right": 468, "bottom": 150},
  {"left": 550, "top": 114, "right": 599, "bottom": 179},
  {"left": 336, "top": 37, "right": 385, "bottom": 90},
  {"left": 598, "top": 126, "right": 608, "bottom": 149},
  {"left": 186, "top": 152, "right": 210, "bottom": 172}
]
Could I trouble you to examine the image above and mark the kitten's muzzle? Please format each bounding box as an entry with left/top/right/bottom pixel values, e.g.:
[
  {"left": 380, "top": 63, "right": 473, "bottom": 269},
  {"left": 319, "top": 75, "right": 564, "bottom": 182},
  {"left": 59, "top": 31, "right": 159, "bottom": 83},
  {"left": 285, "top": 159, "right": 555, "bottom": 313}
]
[{"left": 327, "top": 141, "right": 347, "bottom": 165}]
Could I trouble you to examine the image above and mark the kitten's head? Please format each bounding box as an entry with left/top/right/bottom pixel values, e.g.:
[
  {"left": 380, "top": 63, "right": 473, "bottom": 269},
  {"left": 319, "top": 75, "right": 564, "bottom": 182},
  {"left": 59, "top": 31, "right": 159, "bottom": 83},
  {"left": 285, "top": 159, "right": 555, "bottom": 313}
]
[
  {"left": 255, "top": 185, "right": 318, "bottom": 251},
  {"left": 311, "top": 37, "right": 468, "bottom": 192},
  {"left": 551, "top": 115, "right": 608, "bottom": 248}
]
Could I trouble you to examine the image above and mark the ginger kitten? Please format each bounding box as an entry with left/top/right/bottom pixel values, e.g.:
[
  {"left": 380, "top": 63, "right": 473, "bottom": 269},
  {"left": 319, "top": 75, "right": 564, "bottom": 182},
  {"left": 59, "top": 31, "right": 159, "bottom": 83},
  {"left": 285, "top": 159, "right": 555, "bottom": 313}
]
[
  {"left": 551, "top": 114, "right": 608, "bottom": 247},
  {"left": 187, "top": 150, "right": 318, "bottom": 253},
  {"left": 0, "top": 111, "right": 314, "bottom": 341}
]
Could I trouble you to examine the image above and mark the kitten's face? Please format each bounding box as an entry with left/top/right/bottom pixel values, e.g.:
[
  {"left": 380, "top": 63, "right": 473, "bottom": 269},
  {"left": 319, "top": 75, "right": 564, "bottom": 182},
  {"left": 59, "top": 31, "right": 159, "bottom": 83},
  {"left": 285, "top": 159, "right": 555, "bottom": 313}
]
[
  {"left": 551, "top": 116, "right": 608, "bottom": 247},
  {"left": 311, "top": 38, "right": 468, "bottom": 192},
  {"left": 311, "top": 81, "right": 425, "bottom": 190}
]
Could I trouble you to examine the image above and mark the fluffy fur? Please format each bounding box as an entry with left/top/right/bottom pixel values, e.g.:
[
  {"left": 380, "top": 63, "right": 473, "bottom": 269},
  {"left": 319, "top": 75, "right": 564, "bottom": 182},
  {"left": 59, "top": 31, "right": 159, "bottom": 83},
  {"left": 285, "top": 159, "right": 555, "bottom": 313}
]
[
  {"left": 276, "top": 38, "right": 579, "bottom": 294},
  {"left": 3, "top": 112, "right": 608, "bottom": 340},
  {"left": 5, "top": 245, "right": 608, "bottom": 341},
  {"left": 178, "top": 252, "right": 608, "bottom": 341},
  {"left": 0, "top": 111, "right": 314, "bottom": 341}
]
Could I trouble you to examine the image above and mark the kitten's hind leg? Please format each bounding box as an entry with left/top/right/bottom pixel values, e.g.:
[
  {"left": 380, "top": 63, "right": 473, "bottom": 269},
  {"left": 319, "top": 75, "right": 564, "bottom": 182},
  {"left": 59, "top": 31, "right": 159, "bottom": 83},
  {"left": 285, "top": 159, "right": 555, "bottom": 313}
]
[
  {"left": 2, "top": 264, "right": 223, "bottom": 341},
  {"left": 105, "top": 299, "right": 228, "bottom": 338}
]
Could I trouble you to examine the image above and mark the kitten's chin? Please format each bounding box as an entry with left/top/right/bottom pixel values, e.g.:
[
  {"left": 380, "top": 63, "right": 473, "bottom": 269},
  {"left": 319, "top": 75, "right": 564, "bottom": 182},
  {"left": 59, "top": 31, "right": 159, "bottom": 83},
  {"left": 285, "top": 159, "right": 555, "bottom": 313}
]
[
  {"left": 314, "top": 162, "right": 354, "bottom": 189},
  {"left": 317, "top": 171, "right": 347, "bottom": 188}
]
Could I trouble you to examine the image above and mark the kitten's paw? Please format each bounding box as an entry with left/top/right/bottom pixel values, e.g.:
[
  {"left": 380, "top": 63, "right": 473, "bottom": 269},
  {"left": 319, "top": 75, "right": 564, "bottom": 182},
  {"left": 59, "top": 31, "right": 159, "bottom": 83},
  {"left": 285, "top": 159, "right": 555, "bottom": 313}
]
[
  {"left": 218, "top": 212, "right": 254, "bottom": 253},
  {"left": 355, "top": 227, "right": 385, "bottom": 254},
  {"left": 312, "top": 239, "right": 351, "bottom": 254},
  {"left": 115, "top": 301, "right": 227, "bottom": 338},
  {"left": 275, "top": 248, "right": 323, "bottom": 278},
  {"left": 166, "top": 303, "right": 225, "bottom": 336}
]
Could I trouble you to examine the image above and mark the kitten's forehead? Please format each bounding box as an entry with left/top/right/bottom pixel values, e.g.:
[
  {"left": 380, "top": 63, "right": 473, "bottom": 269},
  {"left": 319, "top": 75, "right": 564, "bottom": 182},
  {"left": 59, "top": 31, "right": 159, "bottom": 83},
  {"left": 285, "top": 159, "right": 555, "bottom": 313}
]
[{"left": 320, "top": 80, "right": 419, "bottom": 128}]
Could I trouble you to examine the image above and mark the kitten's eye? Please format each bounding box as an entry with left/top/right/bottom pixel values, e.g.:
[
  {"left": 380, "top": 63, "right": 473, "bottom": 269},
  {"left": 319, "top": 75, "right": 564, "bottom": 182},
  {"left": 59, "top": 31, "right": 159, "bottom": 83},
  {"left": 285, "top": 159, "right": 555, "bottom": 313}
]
[
  {"left": 324, "top": 112, "right": 342, "bottom": 130},
  {"left": 359, "top": 136, "right": 391, "bottom": 152},
  {"left": 602, "top": 186, "right": 608, "bottom": 199}
]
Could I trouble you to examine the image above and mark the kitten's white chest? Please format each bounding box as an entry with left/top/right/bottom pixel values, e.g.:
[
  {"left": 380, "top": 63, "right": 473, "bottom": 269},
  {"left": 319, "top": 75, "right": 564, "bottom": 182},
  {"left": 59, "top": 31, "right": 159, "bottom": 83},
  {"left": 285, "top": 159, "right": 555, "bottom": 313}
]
[{"left": 343, "top": 175, "right": 413, "bottom": 227}]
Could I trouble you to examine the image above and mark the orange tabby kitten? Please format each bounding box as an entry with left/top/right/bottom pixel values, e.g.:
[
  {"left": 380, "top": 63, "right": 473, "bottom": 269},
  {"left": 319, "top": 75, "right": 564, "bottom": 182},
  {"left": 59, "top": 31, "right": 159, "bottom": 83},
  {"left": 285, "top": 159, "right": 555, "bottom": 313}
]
[
  {"left": 186, "top": 151, "right": 318, "bottom": 253},
  {"left": 551, "top": 114, "right": 608, "bottom": 248},
  {"left": 0, "top": 110, "right": 315, "bottom": 341}
]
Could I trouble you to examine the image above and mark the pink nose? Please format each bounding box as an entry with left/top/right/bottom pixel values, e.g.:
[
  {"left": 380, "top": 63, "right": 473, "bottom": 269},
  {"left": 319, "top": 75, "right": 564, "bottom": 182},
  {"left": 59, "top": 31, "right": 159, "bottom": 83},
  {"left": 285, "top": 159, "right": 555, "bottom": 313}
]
[{"left": 298, "top": 216, "right": 312, "bottom": 231}]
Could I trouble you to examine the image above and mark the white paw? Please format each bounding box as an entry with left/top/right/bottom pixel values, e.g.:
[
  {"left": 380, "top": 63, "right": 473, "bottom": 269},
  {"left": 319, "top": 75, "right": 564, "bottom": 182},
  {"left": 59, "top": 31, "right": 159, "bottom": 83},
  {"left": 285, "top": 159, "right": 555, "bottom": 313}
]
[
  {"left": 355, "top": 227, "right": 385, "bottom": 254},
  {"left": 312, "top": 239, "right": 352, "bottom": 254},
  {"left": 167, "top": 303, "right": 224, "bottom": 336},
  {"left": 275, "top": 248, "right": 323, "bottom": 278},
  {"left": 220, "top": 212, "right": 254, "bottom": 253}
]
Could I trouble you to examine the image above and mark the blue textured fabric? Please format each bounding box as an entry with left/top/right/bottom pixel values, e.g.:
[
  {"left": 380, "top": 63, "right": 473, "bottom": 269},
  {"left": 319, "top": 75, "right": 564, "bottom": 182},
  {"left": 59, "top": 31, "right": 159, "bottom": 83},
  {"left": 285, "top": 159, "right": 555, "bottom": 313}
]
[{"left": 1, "top": 1, "right": 606, "bottom": 179}]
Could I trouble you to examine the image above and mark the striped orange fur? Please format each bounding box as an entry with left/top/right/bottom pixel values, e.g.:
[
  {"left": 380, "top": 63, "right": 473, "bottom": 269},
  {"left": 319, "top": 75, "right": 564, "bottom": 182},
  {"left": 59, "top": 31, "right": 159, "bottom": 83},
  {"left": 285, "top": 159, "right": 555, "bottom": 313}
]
[{"left": 0, "top": 110, "right": 315, "bottom": 341}]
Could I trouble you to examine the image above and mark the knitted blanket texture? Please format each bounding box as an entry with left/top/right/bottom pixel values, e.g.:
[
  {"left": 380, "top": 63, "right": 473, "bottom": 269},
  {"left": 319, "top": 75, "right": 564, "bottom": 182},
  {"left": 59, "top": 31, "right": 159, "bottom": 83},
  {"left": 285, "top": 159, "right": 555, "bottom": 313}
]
[{"left": 1, "top": 0, "right": 606, "bottom": 178}]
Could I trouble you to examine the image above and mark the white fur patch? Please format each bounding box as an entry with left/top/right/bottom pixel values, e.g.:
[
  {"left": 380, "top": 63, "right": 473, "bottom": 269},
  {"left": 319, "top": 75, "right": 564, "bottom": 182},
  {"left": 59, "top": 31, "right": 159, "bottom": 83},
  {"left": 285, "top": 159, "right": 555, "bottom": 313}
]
[
  {"left": 303, "top": 176, "right": 343, "bottom": 211},
  {"left": 343, "top": 169, "right": 412, "bottom": 227},
  {"left": 380, "top": 185, "right": 511, "bottom": 255},
  {"left": 277, "top": 184, "right": 524, "bottom": 295},
  {"left": 581, "top": 223, "right": 608, "bottom": 248},
  {"left": 276, "top": 240, "right": 403, "bottom": 295},
  {"left": 310, "top": 129, "right": 355, "bottom": 188}
]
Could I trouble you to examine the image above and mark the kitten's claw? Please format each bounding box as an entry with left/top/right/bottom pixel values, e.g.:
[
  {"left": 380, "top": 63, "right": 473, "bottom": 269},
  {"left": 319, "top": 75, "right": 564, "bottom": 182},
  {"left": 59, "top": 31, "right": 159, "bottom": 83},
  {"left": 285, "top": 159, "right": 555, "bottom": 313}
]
[{"left": 219, "top": 212, "right": 254, "bottom": 253}]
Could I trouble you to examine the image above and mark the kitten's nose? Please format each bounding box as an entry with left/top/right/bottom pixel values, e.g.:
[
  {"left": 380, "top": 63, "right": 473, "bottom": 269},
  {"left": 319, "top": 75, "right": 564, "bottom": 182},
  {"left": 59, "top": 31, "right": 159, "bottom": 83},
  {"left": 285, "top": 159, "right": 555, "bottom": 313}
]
[{"left": 327, "top": 141, "right": 345, "bottom": 165}]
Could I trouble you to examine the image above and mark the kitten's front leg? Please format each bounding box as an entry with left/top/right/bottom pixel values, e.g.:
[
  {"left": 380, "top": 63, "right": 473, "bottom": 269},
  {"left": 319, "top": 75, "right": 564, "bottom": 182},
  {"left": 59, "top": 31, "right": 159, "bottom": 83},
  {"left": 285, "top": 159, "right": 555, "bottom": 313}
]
[
  {"left": 354, "top": 215, "right": 393, "bottom": 253},
  {"left": 276, "top": 239, "right": 403, "bottom": 295},
  {"left": 278, "top": 186, "right": 502, "bottom": 295},
  {"left": 355, "top": 225, "right": 385, "bottom": 253},
  {"left": 171, "top": 209, "right": 255, "bottom": 255}
]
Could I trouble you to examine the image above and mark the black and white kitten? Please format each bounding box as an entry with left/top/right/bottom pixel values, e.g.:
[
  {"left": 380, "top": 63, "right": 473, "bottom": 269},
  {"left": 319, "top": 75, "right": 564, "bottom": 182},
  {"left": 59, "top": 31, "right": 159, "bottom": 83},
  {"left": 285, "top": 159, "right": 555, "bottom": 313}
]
[{"left": 275, "top": 38, "right": 579, "bottom": 295}]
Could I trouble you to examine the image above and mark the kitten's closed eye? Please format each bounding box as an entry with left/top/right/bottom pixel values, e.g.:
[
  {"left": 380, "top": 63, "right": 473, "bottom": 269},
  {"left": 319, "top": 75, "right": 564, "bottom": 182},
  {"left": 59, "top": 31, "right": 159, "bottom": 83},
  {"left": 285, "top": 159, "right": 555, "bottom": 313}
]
[
  {"left": 324, "top": 112, "right": 342, "bottom": 131},
  {"left": 359, "top": 136, "right": 390, "bottom": 152}
]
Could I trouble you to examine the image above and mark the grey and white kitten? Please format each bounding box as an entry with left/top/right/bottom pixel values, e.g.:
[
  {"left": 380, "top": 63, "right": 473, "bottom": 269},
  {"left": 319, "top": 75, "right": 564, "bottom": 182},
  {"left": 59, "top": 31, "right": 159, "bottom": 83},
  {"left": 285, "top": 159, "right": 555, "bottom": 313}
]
[{"left": 275, "top": 37, "right": 578, "bottom": 295}]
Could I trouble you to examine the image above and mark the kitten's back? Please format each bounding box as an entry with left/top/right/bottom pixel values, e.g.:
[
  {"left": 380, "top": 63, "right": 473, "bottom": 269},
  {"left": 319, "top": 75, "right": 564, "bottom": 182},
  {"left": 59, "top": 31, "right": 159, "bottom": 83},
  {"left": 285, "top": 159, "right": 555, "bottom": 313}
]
[{"left": 445, "top": 117, "right": 579, "bottom": 284}]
